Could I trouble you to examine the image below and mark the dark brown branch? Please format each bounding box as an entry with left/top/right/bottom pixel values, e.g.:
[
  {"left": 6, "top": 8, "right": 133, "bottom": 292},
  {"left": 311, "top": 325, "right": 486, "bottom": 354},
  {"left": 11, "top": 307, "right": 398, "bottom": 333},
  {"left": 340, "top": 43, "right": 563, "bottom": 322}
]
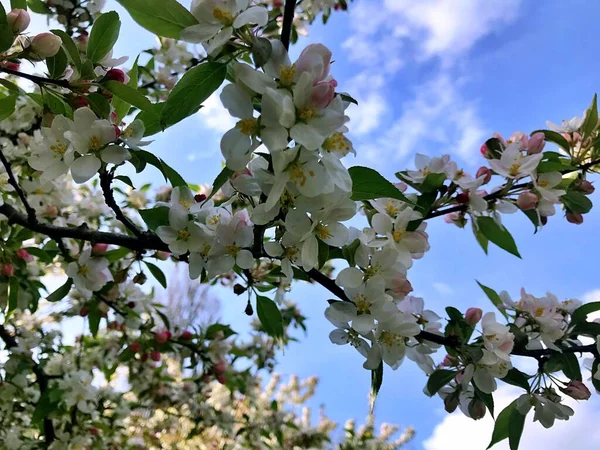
[
  {"left": 99, "top": 170, "right": 146, "bottom": 239},
  {"left": 0, "top": 146, "right": 38, "bottom": 223},
  {"left": 280, "top": 0, "right": 297, "bottom": 50},
  {"left": 0, "top": 202, "right": 168, "bottom": 252},
  {"left": 0, "top": 67, "right": 70, "bottom": 88},
  {"left": 0, "top": 325, "right": 56, "bottom": 445}
]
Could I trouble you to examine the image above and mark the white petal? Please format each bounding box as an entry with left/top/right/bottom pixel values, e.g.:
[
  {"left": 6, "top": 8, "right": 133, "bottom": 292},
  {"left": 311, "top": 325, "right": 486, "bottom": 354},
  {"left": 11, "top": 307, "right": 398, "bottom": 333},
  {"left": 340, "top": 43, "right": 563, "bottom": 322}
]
[
  {"left": 264, "top": 241, "right": 284, "bottom": 257},
  {"left": 372, "top": 213, "right": 393, "bottom": 235},
  {"left": 101, "top": 145, "right": 130, "bottom": 165},
  {"left": 301, "top": 235, "right": 319, "bottom": 271},
  {"left": 290, "top": 122, "right": 326, "bottom": 151},
  {"left": 329, "top": 329, "right": 349, "bottom": 345},
  {"left": 232, "top": 6, "right": 268, "bottom": 28},
  {"left": 169, "top": 204, "right": 189, "bottom": 230},
  {"left": 336, "top": 267, "right": 364, "bottom": 288},
  {"left": 220, "top": 83, "right": 253, "bottom": 119},
  {"left": 180, "top": 23, "right": 222, "bottom": 43},
  {"left": 70, "top": 155, "right": 101, "bottom": 183},
  {"left": 329, "top": 302, "right": 357, "bottom": 322},
  {"left": 236, "top": 249, "right": 254, "bottom": 269},
  {"left": 235, "top": 63, "right": 277, "bottom": 94},
  {"left": 352, "top": 315, "right": 375, "bottom": 334}
]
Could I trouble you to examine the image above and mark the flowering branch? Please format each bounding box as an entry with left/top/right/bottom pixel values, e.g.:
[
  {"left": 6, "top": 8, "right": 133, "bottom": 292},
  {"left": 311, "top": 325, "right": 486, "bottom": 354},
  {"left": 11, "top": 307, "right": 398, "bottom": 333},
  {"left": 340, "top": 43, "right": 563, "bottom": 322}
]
[
  {"left": 0, "top": 67, "right": 70, "bottom": 88},
  {"left": 0, "top": 146, "right": 37, "bottom": 223},
  {"left": 99, "top": 170, "right": 146, "bottom": 239}
]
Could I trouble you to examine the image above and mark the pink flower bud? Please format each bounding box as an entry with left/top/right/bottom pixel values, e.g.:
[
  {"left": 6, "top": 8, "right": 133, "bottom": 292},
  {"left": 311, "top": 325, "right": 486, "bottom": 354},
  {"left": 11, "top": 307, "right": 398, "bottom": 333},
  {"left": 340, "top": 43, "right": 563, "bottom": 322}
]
[
  {"left": 455, "top": 371, "right": 464, "bottom": 384},
  {"left": 1, "top": 61, "right": 20, "bottom": 71},
  {"left": 492, "top": 132, "right": 506, "bottom": 146},
  {"left": 580, "top": 180, "right": 595, "bottom": 194},
  {"left": 273, "top": 0, "right": 284, "bottom": 7},
  {"left": 92, "top": 243, "right": 108, "bottom": 254},
  {"left": 180, "top": 330, "right": 193, "bottom": 340},
  {"left": 566, "top": 211, "right": 583, "bottom": 225},
  {"left": 155, "top": 331, "right": 171, "bottom": 344},
  {"left": 75, "top": 32, "right": 88, "bottom": 51},
  {"left": 465, "top": 307, "right": 483, "bottom": 326},
  {"left": 560, "top": 380, "right": 591, "bottom": 400},
  {"left": 44, "top": 205, "right": 59, "bottom": 218},
  {"left": 80, "top": 307, "right": 89, "bottom": 317},
  {"left": 1, "top": 264, "right": 15, "bottom": 277},
  {"left": 456, "top": 192, "right": 469, "bottom": 204},
  {"left": 296, "top": 44, "right": 332, "bottom": 84},
  {"left": 479, "top": 143, "right": 490, "bottom": 158},
  {"left": 130, "top": 342, "right": 142, "bottom": 353},
  {"left": 16, "top": 248, "right": 33, "bottom": 262},
  {"left": 442, "top": 354, "right": 458, "bottom": 367},
  {"left": 517, "top": 191, "right": 538, "bottom": 210},
  {"left": 89, "top": 427, "right": 100, "bottom": 436},
  {"left": 72, "top": 96, "right": 89, "bottom": 109},
  {"left": 311, "top": 79, "right": 337, "bottom": 109},
  {"left": 106, "top": 68, "right": 127, "bottom": 83},
  {"left": 150, "top": 350, "right": 161, "bottom": 362},
  {"left": 31, "top": 32, "right": 62, "bottom": 58},
  {"left": 527, "top": 132, "right": 546, "bottom": 154},
  {"left": 7, "top": 9, "right": 30, "bottom": 33},
  {"left": 468, "top": 399, "right": 487, "bottom": 420},
  {"left": 475, "top": 166, "right": 492, "bottom": 184},
  {"left": 154, "top": 251, "right": 170, "bottom": 261},
  {"left": 389, "top": 274, "right": 413, "bottom": 297}
]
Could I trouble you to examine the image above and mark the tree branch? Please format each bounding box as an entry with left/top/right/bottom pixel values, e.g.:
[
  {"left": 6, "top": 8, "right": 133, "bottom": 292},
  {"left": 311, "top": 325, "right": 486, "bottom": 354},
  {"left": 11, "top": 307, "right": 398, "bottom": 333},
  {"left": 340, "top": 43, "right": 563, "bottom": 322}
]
[
  {"left": 99, "top": 170, "right": 146, "bottom": 239},
  {"left": 0, "top": 146, "right": 38, "bottom": 223},
  {"left": 280, "top": 0, "right": 297, "bottom": 50},
  {"left": 0, "top": 325, "right": 56, "bottom": 445},
  {"left": 0, "top": 67, "right": 70, "bottom": 88}
]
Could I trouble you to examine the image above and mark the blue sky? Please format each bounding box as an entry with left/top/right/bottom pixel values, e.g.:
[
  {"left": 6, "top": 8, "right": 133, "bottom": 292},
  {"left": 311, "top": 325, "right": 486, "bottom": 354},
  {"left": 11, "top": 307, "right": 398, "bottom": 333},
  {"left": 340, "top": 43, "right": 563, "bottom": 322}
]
[{"left": 9, "top": 0, "right": 600, "bottom": 447}]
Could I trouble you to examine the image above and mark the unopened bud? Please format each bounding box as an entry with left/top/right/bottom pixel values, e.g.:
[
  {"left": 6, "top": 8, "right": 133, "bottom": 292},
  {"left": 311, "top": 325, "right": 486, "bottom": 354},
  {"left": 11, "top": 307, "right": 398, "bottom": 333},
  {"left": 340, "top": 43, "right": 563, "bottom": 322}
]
[
  {"left": 92, "top": 243, "right": 108, "bottom": 254},
  {"left": 16, "top": 248, "right": 33, "bottom": 262},
  {"left": 527, "top": 132, "right": 546, "bottom": 154},
  {"left": 444, "top": 394, "right": 460, "bottom": 413},
  {"left": 442, "top": 354, "right": 458, "bottom": 367},
  {"left": 580, "top": 180, "right": 595, "bottom": 195},
  {"left": 127, "top": 301, "right": 135, "bottom": 309},
  {"left": 130, "top": 342, "right": 142, "bottom": 353},
  {"left": 105, "top": 68, "right": 127, "bottom": 83},
  {"left": 517, "top": 191, "right": 538, "bottom": 210},
  {"left": 245, "top": 300, "right": 253, "bottom": 316},
  {"left": 155, "top": 331, "right": 171, "bottom": 344},
  {"left": 140, "top": 352, "right": 148, "bottom": 362},
  {"left": 180, "top": 330, "right": 193, "bottom": 340},
  {"left": 475, "top": 166, "right": 492, "bottom": 184},
  {"left": 154, "top": 251, "right": 170, "bottom": 261},
  {"left": 560, "top": 380, "right": 591, "bottom": 400},
  {"left": 1, "top": 61, "right": 20, "bottom": 71},
  {"left": 566, "top": 211, "right": 583, "bottom": 225},
  {"left": 44, "top": 205, "right": 59, "bottom": 218},
  {"left": 465, "top": 307, "right": 483, "bottom": 326},
  {"left": 1, "top": 264, "right": 15, "bottom": 277},
  {"left": 456, "top": 192, "right": 469, "bottom": 204},
  {"left": 480, "top": 143, "right": 490, "bottom": 159},
  {"left": 7, "top": 9, "right": 30, "bottom": 33},
  {"left": 194, "top": 193, "right": 207, "bottom": 202},
  {"left": 31, "top": 32, "right": 62, "bottom": 58},
  {"left": 150, "top": 350, "right": 161, "bottom": 362},
  {"left": 233, "top": 283, "right": 246, "bottom": 295},
  {"left": 72, "top": 96, "right": 89, "bottom": 109},
  {"left": 133, "top": 272, "right": 147, "bottom": 285},
  {"left": 468, "top": 399, "right": 487, "bottom": 420},
  {"left": 79, "top": 306, "right": 89, "bottom": 317}
]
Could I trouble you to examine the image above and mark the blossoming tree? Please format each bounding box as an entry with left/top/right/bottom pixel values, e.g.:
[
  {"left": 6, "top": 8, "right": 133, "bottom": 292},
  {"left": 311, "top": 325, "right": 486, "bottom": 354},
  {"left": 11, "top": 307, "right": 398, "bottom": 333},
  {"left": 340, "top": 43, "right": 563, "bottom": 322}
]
[{"left": 1, "top": 0, "right": 599, "bottom": 448}]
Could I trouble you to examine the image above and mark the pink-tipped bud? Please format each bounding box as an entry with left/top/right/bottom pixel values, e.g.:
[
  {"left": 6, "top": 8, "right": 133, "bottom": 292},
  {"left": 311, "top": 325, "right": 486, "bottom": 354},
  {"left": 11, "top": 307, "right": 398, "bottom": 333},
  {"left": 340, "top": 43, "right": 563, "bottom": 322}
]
[
  {"left": 31, "top": 32, "right": 62, "bottom": 58},
  {"left": 140, "top": 352, "right": 148, "bottom": 362},
  {"left": 130, "top": 342, "right": 142, "bottom": 353},
  {"left": 560, "top": 380, "right": 591, "bottom": 400},
  {"left": 1, "top": 264, "right": 15, "bottom": 277},
  {"left": 468, "top": 399, "right": 487, "bottom": 420},
  {"left": 442, "top": 354, "right": 458, "bottom": 367},
  {"left": 194, "top": 193, "right": 207, "bottom": 203},
  {"left": 527, "top": 132, "right": 546, "bottom": 154},
  {"left": 155, "top": 331, "right": 171, "bottom": 344},
  {"left": 566, "top": 211, "right": 584, "bottom": 225},
  {"left": 465, "top": 307, "right": 483, "bottom": 326},
  {"left": 444, "top": 394, "right": 459, "bottom": 413},
  {"left": 16, "top": 248, "right": 33, "bottom": 262},
  {"left": 311, "top": 79, "right": 337, "bottom": 109},
  {"left": 180, "top": 330, "right": 193, "bottom": 340},
  {"left": 389, "top": 274, "right": 413, "bottom": 297},
  {"left": 89, "top": 427, "right": 100, "bottom": 436},
  {"left": 72, "top": 96, "right": 89, "bottom": 109},
  {"left": 479, "top": 143, "right": 490, "bottom": 158},
  {"left": 106, "top": 68, "right": 127, "bottom": 83},
  {"left": 580, "top": 180, "right": 595, "bottom": 195},
  {"left": 7, "top": 9, "right": 30, "bottom": 33},
  {"left": 1, "top": 61, "right": 20, "bottom": 71},
  {"left": 517, "top": 191, "right": 538, "bottom": 210},
  {"left": 475, "top": 166, "right": 492, "bottom": 184},
  {"left": 456, "top": 192, "right": 469, "bottom": 204},
  {"left": 273, "top": 0, "right": 284, "bottom": 7},
  {"left": 150, "top": 350, "right": 161, "bottom": 362},
  {"left": 79, "top": 306, "right": 89, "bottom": 317},
  {"left": 92, "top": 243, "right": 108, "bottom": 254},
  {"left": 75, "top": 32, "right": 88, "bottom": 51},
  {"left": 154, "top": 251, "right": 170, "bottom": 261}
]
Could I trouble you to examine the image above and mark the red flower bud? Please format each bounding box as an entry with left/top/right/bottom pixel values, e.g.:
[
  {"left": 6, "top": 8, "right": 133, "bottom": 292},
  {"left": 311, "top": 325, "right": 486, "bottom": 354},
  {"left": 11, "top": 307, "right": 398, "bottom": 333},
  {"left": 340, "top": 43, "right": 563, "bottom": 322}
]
[
  {"left": 92, "top": 243, "right": 108, "bottom": 254},
  {"left": 154, "top": 251, "right": 170, "bottom": 261},
  {"left": 456, "top": 192, "right": 469, "bottom": 204},
  {"left": 80, "top": 306, "right": 89, "bottom": 317},
  {"left": 16, "top": 248, "right": 33, "bottom": 262},
  {"left": 89, "top": 427, "right": 101, "bottom": 436},
  {"left": 106, "top": 68, "right": 126, "bottom": 83},
  {"left": 72, "top": 96, "right": 89, "bottom": 109},
  {"left": 150, "top": 350, "right": 161, "bottom": 362},
  {"left": 155, "top": 331, "right": 171, "bottom": 344},
  {"left": 140, "top": 352, "right": 148, "bottom": 362},
  {"left": 130, "top": 342, "right": 142, "bottom": 353},
  {"left": 468, "top": 399, "right": 487, "bottom": 420},
  {"left": 566, "top": 211, "right": 584, "bottom": 225},
  {"left": 580, "top": 180, "right": 595, "bottom": 195},
  {"left": 180, "top": 330, "right": 193, "bottom": 340},
  {"left": 127, "top": 301, "right": 136, "bottom": 309},
  {"left": 194, "top": 193, "right": 207, "bottom": 202},
  {"left": 1, "top": 264, "right": 15, "bottom": 277}
]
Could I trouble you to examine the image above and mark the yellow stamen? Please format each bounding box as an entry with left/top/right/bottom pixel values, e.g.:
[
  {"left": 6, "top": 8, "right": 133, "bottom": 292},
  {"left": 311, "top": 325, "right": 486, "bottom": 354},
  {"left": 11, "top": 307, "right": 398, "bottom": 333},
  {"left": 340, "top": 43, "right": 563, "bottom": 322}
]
[
  {"left": 354, "top": 293, "right": 371, "bottom": 313},
  {"left": 88, "top": 135, "right": 101, "bottom": 151},
  {"left": 322, "top": 132, "right": 351, "bottom": 153},
  {"left": 177, "top": 229, "right": 190, "bottom": 241},
  {"left": 212, "top": 7, "right": 233, "bottom": 26},
  {"left": 79, "top": 266, "right": 89, "bottom": 275},
  {"left": 279, "top": 64, "right": 296, "bottom": 87},
  {"left": 315, "top": 223, "right": 332, "bottom": 240},
  {"left": 289, "top": 163, "right": 307, "bottom": 187},
  {"left": 384, "top": 201, "right": 399, "bottom": 217},
  {"left": 236, "top": 118, "right": 259, "bottom": 136},
  {"left": 226, "top": 245, "right": 239, "bottom": 256},
  {"left": 508, "top": 163, "right": 521, "bottom": 177},
  {"left": 50, "top": 139, "right": 67, "bottom": 155},
  {"left": 299, "top": 107, "right": 316, "bottom": 122},
  {"left": 392, "top": 228, "right": 407, "bottom": 243}
]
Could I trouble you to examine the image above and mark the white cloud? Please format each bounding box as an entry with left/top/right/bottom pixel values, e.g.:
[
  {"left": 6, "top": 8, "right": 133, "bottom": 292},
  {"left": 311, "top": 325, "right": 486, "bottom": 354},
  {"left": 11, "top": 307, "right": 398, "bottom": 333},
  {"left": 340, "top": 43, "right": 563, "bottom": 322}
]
[
  {"left": 197, "top": 89, "right": 236, "bottom": 134},
  {"left": 424, "top": 385, "right": 600, "bottom": 450},
  {"left": 583, "top": 289, "right": 600, "bottom": 304},
  {"left": 433, "top": 282, "right": 454, "bottom": 296}
]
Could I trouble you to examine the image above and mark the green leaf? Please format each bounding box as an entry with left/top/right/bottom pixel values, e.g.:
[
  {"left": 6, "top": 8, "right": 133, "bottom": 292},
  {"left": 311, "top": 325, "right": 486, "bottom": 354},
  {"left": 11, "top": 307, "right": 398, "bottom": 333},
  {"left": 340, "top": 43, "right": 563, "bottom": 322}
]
[
  {"left": 476, "top": 280, "right": 509, "bottom": 319},
  {"left": 340, "top": 92, "right": 358, "bottom": 105},
  {"left": 487, "top": 400, "right": 517, "bottom": 449},
  {"left": 12, "top": 0, "right": 28, "bottom": 9},
  {"left": 24, "top": 247, "right": 55, "bottom": 263},
  {"left": 572, "top": 321, "right": 600, "bottom": 338},
  {"left": 136, "top": 102, "right": 164, "bottom": 136},
  {"left": 139, "top": 206, "right": 170, "bottom": 231},
  {"left": 256, "top": 295, "right": 284, "bottom": 340},
  {"left": 472, "top": 219, "right": 489, "bottom": 253},
  {"left": 27, "top": 0, "right": 52, "bottom": 14},
  {"left": 87, "top": 11, "right": 121, "bottom": 63},
  {"left": 88, "top": 310, "right": 101, "bottom": 337},
  {"left": 104, "top": 247, "right": 131, "bottom": 262},
  {"left": 582, "top": 94, "right": 598, "bottom": 138},
  {"left": 561, "top": 191, "right": 592, "bottom": 214},
  {"left": 113, "top": 56, "right": 139, "bottom": 121},
  {"left": 0, "top": 94, "right": 17, "bottom": 121},
  {"left": 46, "top": 278, "right": 73, "bottom": 302},
  {"left": 43, "top": 89, "right": 72, "bottom": 117},
  {"left": 425, "top": 369, "right": 458, "bottom": 397},
  {"left": 592, "top": 360, "right": 600, "bottom": 393},
  {"left": 508, "top": 407, "right": 526, "bottom": 450},
  {"left": 160, "top": 62, "right": 227, "bottom": 128},
  {"left": 86, "top": 92, "right": 111, "bottom": 119},
  {"left": 160, "top": 159, "right": 187, "bottom": 188},
  {"left": 205, "top": 323, "right": 236, "bottom": 339},
  {"left": 342, "top": 239, "right": 360, "bottom": 267},
  {"left": 369, "top": 361, "right": 383, "bottom": 415},
  {"left": 476, "top": 216, "right": 521, "bottom": 258},
  {"left": 501, "top": 368, "right": 531, "bottom": 392},
  {"left": 115, "top": 0, "right": 198, "bottom": 39},
  {"left": 521, "top": 209, "right": 540, "bottom": 233},
  {"left": 205, "top": 167, "right": 234, "bottom": 202},
  {"left": 317, "top": 238, "right": 329, "bottom": 269},
  {"left": 0, "top": 5, "right": 14, "bottom": 53},
  {"left": 118, "top": 347, "right": 135, "bottom": 362},
  {"left": 475, "top": 387, "right": 494, "bottom": 418},
  {"left": 114, "top": 175, "right": 135, "bottom": 188},
  {"left": 536, "top": 160, "right": 574, "bottom": 173},
  {"left": 349, "top": 166, "right": 412, "bottom": 203},
  {"left": 144, "top": 261, "right": 167, "bottom": 288},
  {"left": 556, "top": 353, "right": 582, "bottom": 381},
  {"left": 104, "top": 80, "right": 152, "bottom": 112},
  {"left": 46, "top": 46, "right": 68, "bottom": 79},
  {"left": 8, "top": 278, "right": 19, "bottom": 314},
  {"left": 571, "top": 301, "right": 600, "bottom": 324},
  {"left": 0, "top": 78, "right": 25, "bottom": 94},
  {"left": 32, "top": 391, "right": 58, "bottom": 424},
  {"left": 532, "top": 130, "right": 571, "bottom": 152}
]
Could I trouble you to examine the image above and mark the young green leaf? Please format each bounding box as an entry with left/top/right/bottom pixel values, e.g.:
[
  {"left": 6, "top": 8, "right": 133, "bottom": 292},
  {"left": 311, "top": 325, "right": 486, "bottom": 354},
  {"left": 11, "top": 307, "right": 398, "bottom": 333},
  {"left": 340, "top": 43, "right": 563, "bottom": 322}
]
[
  {"left": 46, "top": 46, "right": 68, "bottom": 79},
  {"left": 0, "top": 5, "right": 14, "bottom": 53},
  {"left": 11, "top": 0, "right": 28, "bottom": 9},
  {"left": 369, "top": 361, "right": 384, "bottom": 415},
  {"left": 581, "top": 94, "right": 598, "bottom": 138},
  {"left": 205, "top": 167, "right": 234, "bottom": 203},
  {"left": 88, "top": 310, "right": 101, "bottom": 337},
  {"left": 425, "top": 369, "right": 458, "bottom": 397},
  {"left": 115, "top": 0, "right": 198, "bottom": 39},
  {"left": 86, "top": 92, "right": 111, "bottom": 119},
  {"left": 160, "top": 159, "right": 187, "bottom": 188},
  {"left": 349, "top": 166, "right": 412, "bottom": 203},
  {"left": 104, "top": 80, "right": 152, "bottom": 112},
  {"left": 0, "top": 95, "right": 17, "bottom": 121},
  {"left": 476, "top": 280, "right": 509, "bottom": 319},
  {"left": 139, "top": 206, "right": 170, "bottom": 231},
  {"left": 256, "top": 295, "right": 284, "bottom": 339},
  {"left": 27, "top": 0, "right": 52, "bottom": 14},
  {"left": 561, "top": 191, "right": 592, "bottom": 214},
  {"left": 87, "top": 11, "right": 121, "bottom": 63},
  {"left": 160, "top": 62, "right": 227, "bottom": 128},
  {"left": 571, "top": 301, "right": 600, "bottom": 324},
  {"left": 487, "top": 399, "right": 517, "bottom": 449},
  {"left": 144, "top": 261, "right": 167, "bottom": 288},
  {"left": 476, "top": 216, "right": 521, "bottom": 258},
  {"left": 508, "top": 407, "right": 526, "bottom": 450},
  {"left": 46, "top": 278, "right": 73, "bottom": 302}
]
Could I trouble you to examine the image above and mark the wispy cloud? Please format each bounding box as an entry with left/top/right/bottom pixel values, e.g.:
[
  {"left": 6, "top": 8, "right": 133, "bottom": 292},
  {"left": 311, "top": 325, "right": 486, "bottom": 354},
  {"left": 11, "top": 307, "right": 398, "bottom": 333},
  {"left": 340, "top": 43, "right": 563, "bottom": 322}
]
[{"left": 433, "top": 282, "right": 454, "bottom": 296}]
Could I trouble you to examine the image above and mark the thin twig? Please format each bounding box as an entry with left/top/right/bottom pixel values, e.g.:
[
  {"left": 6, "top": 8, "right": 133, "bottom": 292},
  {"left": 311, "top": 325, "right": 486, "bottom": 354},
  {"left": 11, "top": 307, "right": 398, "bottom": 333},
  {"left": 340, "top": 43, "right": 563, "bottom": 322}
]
[
  {"left": 0, "top": 67, "right": 70, "bottom": 88},
  {"left": 0, "top": 146, "right": 38, "bottom": 223},
  {"left": 99, "top": 170, "right": 146, "bottom": 239}
]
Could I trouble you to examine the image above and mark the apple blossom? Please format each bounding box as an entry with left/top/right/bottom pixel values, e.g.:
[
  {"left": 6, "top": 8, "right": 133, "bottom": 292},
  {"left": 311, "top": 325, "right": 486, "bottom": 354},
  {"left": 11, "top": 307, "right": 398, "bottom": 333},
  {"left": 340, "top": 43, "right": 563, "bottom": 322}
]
[{"left": 31, "top": 32, "right": 62, "bottom": 58}]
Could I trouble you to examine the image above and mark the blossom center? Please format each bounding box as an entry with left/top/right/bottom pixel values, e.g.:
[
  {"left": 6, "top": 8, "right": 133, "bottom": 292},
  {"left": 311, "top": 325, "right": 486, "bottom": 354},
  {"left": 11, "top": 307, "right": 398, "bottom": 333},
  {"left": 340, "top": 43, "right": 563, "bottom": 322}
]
[
  {"left": 322, "top": 132, "right": 350, "bottom": 153},
  {"left": 50, "top": 139, "right": 67, "bottom": 155},
  {"left": 236, "top": 118, "right": 259, "bottom": 136},
  {"left": 79, "top": 265, "right": 89, "bottom": 275},
  {"left": 212, "top": 7, "right": 234, "bottom": 26},
  {"left": 384, "top": 201, "right": 399, "bottom": 217},
  {"left": 298, "top": 107, "right": 316, "bottom": 122},
  {"left": 226, "top": 245, "right": 239, "bottom": 256},
  {"left": 538, "top": 180, "right": 549, "bottom": 188},
  {"left": 177, "top": 229, "right": 190, "bottom": 241},
  {"left": 315, "top": 223, "right": 332, "bottom": 240},
  {"left": 283, "top": 246, "right": 298, "bottom": 260},
  {"left": 364, "top": 263, "right": 381, "bottom": 279},
  {"left": 392, "top": 228, "right": 407, "bottom": 243},
  {"left": 289, "top": 163, "right": 308, "bottom": 186},
  {"left": 535, "top": 306, "right": 545, "bottom": 317},
  {"left": 279, "top": 64, "right": 296, "bottom": 87},
  {"left": 354, "top": 294, "right": 371, "bottom": 313},
  {"left": 88, "top": 135, "right": 102, "bottom": 151},
  {"left": 508, "top": 162, "right": 521, "bottom": 177},
  {"left": 379, "top": 330, "right": 402, "bottom": 348},
  {"left": 207, "top": 214, "right": 222, "bottom": 227}
]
